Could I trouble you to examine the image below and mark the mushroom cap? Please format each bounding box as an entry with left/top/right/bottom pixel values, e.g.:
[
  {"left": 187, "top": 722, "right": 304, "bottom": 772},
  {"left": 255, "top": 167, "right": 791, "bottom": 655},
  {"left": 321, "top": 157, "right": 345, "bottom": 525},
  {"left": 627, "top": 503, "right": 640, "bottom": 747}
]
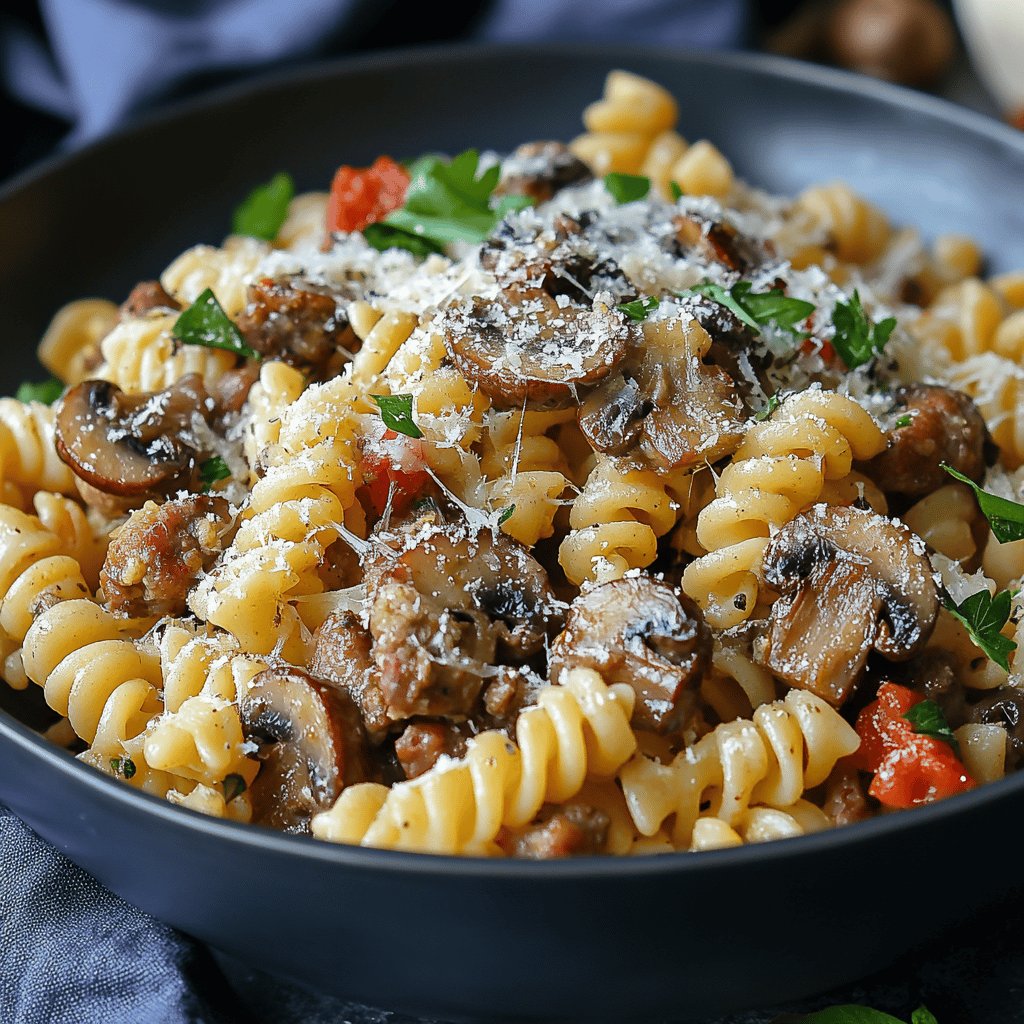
[
  {"left": 549, "top": 576, "right": 710, "bottom": 734},
  {"left": 239, "top": 667, "right": 372, "bottom": 833},
  {"left": 759, "top": 503, "right": 939, "bottom": 706}
]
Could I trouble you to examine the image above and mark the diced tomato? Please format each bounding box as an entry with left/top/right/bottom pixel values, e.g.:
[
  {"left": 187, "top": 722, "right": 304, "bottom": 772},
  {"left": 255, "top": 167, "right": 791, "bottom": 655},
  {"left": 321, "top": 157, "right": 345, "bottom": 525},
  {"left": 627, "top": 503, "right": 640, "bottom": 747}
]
[
  {"left": 359, "top": 428, "right": 428, "bottom": 516},
  {"left": 850, "top": 682, "right": 974, "bottom": 809},
  {"left": 800, "top": 335, "right": 835, "bottom": 363},
  {"left": 326, "top": 156, "right": 409, "bottom": 234}
]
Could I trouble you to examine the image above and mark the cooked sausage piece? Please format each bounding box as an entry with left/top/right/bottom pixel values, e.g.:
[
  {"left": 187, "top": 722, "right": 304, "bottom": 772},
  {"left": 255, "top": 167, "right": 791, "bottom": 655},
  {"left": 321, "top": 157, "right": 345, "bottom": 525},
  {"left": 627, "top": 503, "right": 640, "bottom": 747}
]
[
  {"left": 506, "top": 803, "right": 609, "bottom": 859},
  {"left": 394, "top": 720, "right": 468, "bottom": 779},
  {"left": 863, "top": 385, "right": 992, "bottom": 498},
  {"left": 100, "top": 495, "right": 235, "bottom": 616}
]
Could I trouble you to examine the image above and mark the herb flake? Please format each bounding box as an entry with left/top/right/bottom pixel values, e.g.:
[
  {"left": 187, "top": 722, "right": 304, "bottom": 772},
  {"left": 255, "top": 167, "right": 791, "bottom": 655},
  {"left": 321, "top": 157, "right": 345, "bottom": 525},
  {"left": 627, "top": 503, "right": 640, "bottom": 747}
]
[
  {"left": 904, "top": 699, "right": 960, "bottom": 754},
  {"left": 895, "top": 414, "right": 913, "bottom": 429},
  {"left": 616, "top": 296, "right": 659, "bottom": 322},
  {"left": 942, "top": 463, "right": 1024, "bottom": 543},
  {"left": 754, "top": 394, "right": 781, "bottom": 422},
  {"left": 604, "top": 172, "right": 650, "bottom": 204},
  {"left": 172, "top": 289, "right": 258, "bottom": 358},
  {"left": 110, "top": 756, "right": 137, "bottom": 780},
  {"left": 498, "top": 504, "right": 516, "bottom": 525},
  {"left": 223, "top": 773, "right": 247, "bottom": 803},
  {"left": 16, "top": 378, "right": 64, "bottom": 405},
  {"left": 669, "top": 180, "right": 684, "bottom": 200},
  {"left": 371, "top": 394, "right": 423, "bottom": 439},
  {"left": 681, "top": 281, "right": 814, "bottom": 336},
  {"left": 831, "top": 290, "right": 896, "bottom": 370},
  {"left": 942, "top": 588, "right": 1017, "bottom": 671},
  {"left": 232, "top": 171, "right": 294, "bottom": 241},
  {"left": 200, "top": 456, "right": 231, "bottom": 491}
]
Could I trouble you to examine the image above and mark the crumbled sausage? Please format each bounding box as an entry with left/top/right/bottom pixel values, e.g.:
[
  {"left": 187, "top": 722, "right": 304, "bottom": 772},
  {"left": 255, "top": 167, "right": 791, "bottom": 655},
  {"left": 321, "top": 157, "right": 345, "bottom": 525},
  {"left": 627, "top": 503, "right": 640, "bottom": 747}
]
[
  {"left": 394, "top": 720, "right": 468, "bottom": 779},
  {"left": 505, "top": 803, "right": 609, "bottom": 858},
  {"left": 821, "top": 764, "right": 872, "bottom": 826}
]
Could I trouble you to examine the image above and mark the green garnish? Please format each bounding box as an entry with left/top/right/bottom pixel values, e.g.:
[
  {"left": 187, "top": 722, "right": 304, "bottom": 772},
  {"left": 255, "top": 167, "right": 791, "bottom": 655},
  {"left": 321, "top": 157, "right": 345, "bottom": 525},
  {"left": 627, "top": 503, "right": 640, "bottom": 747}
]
[
  {"left": 498, "top": 504, "right": 516, "bottom": 525},
  {"left": 800, "top": 1007, "right": 926, "bottom": 1024},
  {"left": 754, "top": 394, "right": 781, "bottom": 422},
  {"left": 904, "top": 699, "right": 960, "bottom": 754},
  {"left": 911, "top": 1009, "right": 939, "bottom": 1024},
  {"left": 616, "top": 296, "right": 660, "bottom": 322},
  {"left": 172, "top": 289, "right": 258, "bottom": 358},
  {"left": 16, "top": 378, "right": 64, "bottom": 405},
  {"left": 231, "top": 171, "right": 294, "bottom": 241},
  {"left": 223, "top": 773, "right": 247, "bottom": 803},
  {"left": 895, "top": 414, "right": 913, "bottom": 429},
  {"left": 681, "top": 281, "right": 814, "bottom": 336},
  {"left": 199, "top": 456, "right": 231, "bottom": 492},
  {"left": 371, "top": 394, "right": 422, "bottom": 439},
  {"left": 669, "top": 180, "right": 684, "bottom": 200},
  {"left": 370, "top": 150, "right": 532, "bottom": 255},
  {"left": 942, "top": 588, "right": 1017, "bottom": 671},
  {"left": 110, "top": 756, "right": 137, "bottom": 780},
  {"left": 942, "top": 463, "right": 1024, "bottom": 543},
  {"left": 830, "top": 290, "right": 896, "bottom": 370},
  {"left": 604, "top": 172, "right": 650, "bottom": 204}
]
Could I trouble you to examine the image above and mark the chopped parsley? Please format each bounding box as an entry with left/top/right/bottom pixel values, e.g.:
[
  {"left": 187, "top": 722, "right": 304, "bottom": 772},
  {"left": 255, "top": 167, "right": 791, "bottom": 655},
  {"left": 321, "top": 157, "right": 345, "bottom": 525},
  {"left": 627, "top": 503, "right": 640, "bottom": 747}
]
[
  {"left": 231, "top": 171, "right": 294, "bottom": 241},
  {"left": 895, "top": 414, "right": 914, "bottom": 429},
  {"left": 830, "top": 290, "right": 896, "bottom": 370},
  {"left": 669, "top": 180, "right": 684, "bottom": 200},
  {"left": 911, "top": 1009, "right": 939, "bottom": 1024},
  {"left": 498, "top": 504, "right": 516, "bottom": 525},
  {"left": 371, "top": 394, "right": 422, "bottom": 439},
  {"left": 754, "top": 394, "right": 781, "bottom": 422},
  {"left": 16, "top": 378, "right": 64, "bottom": 405},
  {"left": 681, "top": 281, "right": 814, "bottom": 336},
  {"left": 604, "top": 172, "right": 650, "bottom": 204},
  {"left": 942, "top": 463, "right": 1024, "bottom": 543},
  {"left": 616, "top": 296, "right": 659, "bottom": 322},
  {"left": 223, "top": 773, "right": 247, "bottom": 803},
  {"left": 369, "top": 149, "right": 532, "bottom": 255},
  {"left": 801, "top": 1007, "right": 931, "bottom": 1024},
  {"left": 172, "top": 289, "right": 258, "bottom": 358},
  {"left": 904, "top": 699, "right": 960, "bottom": 754},
  {"left": 942, "top": 588, "right": 1017, "bottom": 671},
  {"left": 110, "top": 756, "right": 137, "bottom": 780},
  {"left": 199, "top": 456, "right": 231, "bottom": 492}
]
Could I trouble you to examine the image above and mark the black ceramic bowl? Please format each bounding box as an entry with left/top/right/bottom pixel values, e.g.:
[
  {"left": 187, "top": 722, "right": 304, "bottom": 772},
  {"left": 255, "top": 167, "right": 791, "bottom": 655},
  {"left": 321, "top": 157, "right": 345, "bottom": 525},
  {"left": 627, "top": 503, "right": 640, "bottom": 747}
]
[{"left": 2, "top": 45, "right": 1024, "bottom": 1023}]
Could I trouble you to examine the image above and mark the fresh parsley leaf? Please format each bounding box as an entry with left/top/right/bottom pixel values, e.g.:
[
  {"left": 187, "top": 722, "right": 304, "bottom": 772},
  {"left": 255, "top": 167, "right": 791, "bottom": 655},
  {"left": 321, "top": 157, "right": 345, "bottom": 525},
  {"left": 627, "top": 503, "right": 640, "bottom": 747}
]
[
  {"left": 681, "top": 281, "right": 814, "bottom": 336},
  {"left": 604, "top": 172, "right": 650, "bottom": 204},
  {"left": 110, "top": 756, "right": 137, "bottom": 780},
  {"left": 895, "top": 414, "right": 913, "bottom": 428},
  {"left": 199, "top": 456, "right": 231, "bottom": 492},
  {"left": 831, "top": 290, "right": 897, "bottom": 370},
  {"left": 904, "top": 699, "right": 960, "bottom": 754},
  {"left": 755, "top": 394, "right": 781, "bottom": 422},
  {"left": 942, "top": 588, "right": 1017, "bottom": 671},
  {"left": 16, "top": 378, "right": 63, "bottom": 405},
  {"left": 232, "top": 171, "right": 294, "bottom": 241},
  {"left": 910, "top": 1009, "right": 938, "bottom": 1024},
  {"left": 223, "top": 773, "right": 247, "bottom": 803},
  {"left": 498, "top": 504, "right": 516, "bottom": 525},
  {"left": 942, "top": 463, "right": 1024, "bottom": 543},
  {"left": 683, "top": 282, "right": 760, "bottom": 331},
  {"left": 362, "top": 222, "right": 443, "bottom": 259},
  {"left": 371, "top": 394, "right": 422, "bottom": 439},
  {"left": 670, "top": 180, "right": 684, "bottom": 200},
  {"left": 172, "top": 289, "right": 258, "bottom": 358},
  {"left": 379, "top": 149, "right": 532, "bottom": 249},
  {"left": 616, "top": 296, "right": 659, "bottom": 322},
  {"left": 800, "top": 1007, "right": 907, "bottom": 1024}
]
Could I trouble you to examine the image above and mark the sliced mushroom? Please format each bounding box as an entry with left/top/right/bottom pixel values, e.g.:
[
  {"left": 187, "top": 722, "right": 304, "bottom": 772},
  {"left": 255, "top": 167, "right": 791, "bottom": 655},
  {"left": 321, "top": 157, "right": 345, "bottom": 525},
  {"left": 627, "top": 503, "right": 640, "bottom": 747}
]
[
  {"left": 236, "top": 276, "right": 353, "bottom": 373},
  {"left": 364, "top": 517, "right": 558, "bottom": 718},
  {"left": 862, "top": 385, "right": 993, "bottom": 498},
  {"left": 497, "top": 141, "right": 592, "bottom": 205},
  {"left": 442, "top": 288, "right": 635, "bottom": 409},
  {"left": 578, "top": 329, "right": 745, "bottom": 470},
  {"left": 55, "top": 376, "right": 212, "bottom": 502},
  {"left": 758, "top": 504, "right": 939, "bottom": 707},
  {"left": 673, "top": 213, "right": 768, "bottom": 274},
  {"left": 239, "top": 667, "right": 373, "bottom": 833},
  {"left": 120, "top": 280, "right": 180, "bottom": 319},
  {"left": 548, "top": 577, "right": 711, "bottom": 734},
  {"left": 100, "top": 495, "right": 236, "bottom": 617}
]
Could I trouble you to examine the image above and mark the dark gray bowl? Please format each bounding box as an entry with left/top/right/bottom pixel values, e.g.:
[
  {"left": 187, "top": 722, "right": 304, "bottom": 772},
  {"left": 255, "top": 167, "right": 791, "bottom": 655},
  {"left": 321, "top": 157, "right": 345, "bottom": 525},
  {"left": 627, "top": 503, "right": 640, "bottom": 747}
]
[{"left": 2, "top": 45, "right": 1024, "bottom": 1023}]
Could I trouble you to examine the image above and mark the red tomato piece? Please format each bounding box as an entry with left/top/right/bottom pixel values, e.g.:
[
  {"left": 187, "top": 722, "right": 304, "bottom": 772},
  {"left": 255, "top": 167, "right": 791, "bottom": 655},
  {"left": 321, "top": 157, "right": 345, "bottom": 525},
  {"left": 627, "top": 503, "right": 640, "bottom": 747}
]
[
  {"left": 360, "top": 429, "right": 428, "bottom": 516},
  {"left": 326, "top": 156, "right": 410, "bottom": 234}
]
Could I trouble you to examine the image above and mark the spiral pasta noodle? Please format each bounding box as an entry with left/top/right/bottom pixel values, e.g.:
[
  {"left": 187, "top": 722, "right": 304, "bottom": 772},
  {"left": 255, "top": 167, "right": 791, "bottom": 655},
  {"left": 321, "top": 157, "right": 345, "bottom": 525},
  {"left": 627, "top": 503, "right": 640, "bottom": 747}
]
[
  {"left": 0, "top": 399, "right": 77, "bottom": 497},
  {"left": 948, "top": 353, "right": 1024, "bottom": 468},
  {"left": 242, "top": 359, "right": 307, "bottom": 478},
  {"left": 796, "top": 182, "right": 892, "bottom": 265},
  {"left": 160, "top": 235, "right": 269, "bottom": 318},
  {"left": 38, "top": 298, "right": 118, "bottom": 385},
  {"left": 312, "top": 667, "right": 636, "bottom": 855}
]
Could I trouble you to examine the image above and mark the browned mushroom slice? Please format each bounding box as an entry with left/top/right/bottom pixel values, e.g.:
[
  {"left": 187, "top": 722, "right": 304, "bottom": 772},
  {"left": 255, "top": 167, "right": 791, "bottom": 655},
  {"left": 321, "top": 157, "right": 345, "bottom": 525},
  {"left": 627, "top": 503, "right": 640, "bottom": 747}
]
[
  {"left": 579, "top": 350, "right": 745, "bottom": 470},
  {"left": 364, "top": 519, "right": 557, "bottom": 718},
  {"left": 239, "top": 667, "right": 373, "bottom": 833},
  {"left": 100, "top": 495, "right": 235, "bottom": 617},
  {"left": 235, "top": 276, "right": 353, "bottom": 372},
  {"left": 497, "top": 141, "right": 592, "bottom": 204},
  {"left": 55, "top": 377, "right": 210, "bottom": 499},
  {"left": 442, "top": 289, "right": 635, "bottom": 408},
  {"left": 758, "top": 504, "right": 939, "bottom": 707},
  {"left": 548, "top": 577, "right": 710, "bottom": 734},
  {"left": 861, "top": 385, "right": 993, "bottom": 498},
  {"left": 120, "top": 280, "right": 180, "bottom": 319},
  {"left": 673, "top": 213, "right": 768, "bottom": 273}
]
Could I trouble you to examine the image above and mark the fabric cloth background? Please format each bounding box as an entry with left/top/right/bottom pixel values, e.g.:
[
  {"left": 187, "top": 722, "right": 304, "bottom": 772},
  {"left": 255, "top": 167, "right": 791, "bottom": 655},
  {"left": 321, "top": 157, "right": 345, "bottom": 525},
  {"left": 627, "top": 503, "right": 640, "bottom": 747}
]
[{"left": 0, "top": 2, "right": 1020, "bottom": 1023}]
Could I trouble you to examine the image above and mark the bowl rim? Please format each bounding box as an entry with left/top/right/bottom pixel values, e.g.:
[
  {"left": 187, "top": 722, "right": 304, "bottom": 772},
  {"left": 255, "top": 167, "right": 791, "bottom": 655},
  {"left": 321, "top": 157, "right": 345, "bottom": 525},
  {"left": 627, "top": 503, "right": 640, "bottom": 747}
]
[{"left": 3, "top": 41, "right": 1024, "bottom": 879}]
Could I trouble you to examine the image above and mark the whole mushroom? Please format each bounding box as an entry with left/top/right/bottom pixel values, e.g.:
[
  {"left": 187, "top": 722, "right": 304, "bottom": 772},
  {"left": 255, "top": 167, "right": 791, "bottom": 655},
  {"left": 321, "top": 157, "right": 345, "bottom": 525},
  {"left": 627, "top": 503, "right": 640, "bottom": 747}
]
[{"left": 757, "top": 503, "right": 940, "bottom": 707}]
